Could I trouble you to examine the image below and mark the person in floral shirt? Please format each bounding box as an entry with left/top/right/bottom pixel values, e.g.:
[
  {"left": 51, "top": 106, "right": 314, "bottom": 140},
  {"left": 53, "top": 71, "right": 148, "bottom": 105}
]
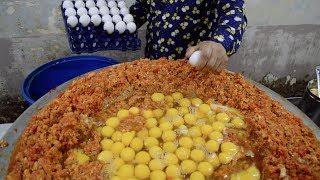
[{"left": 130, "top": 0, "right": 247, "bottom": 71}]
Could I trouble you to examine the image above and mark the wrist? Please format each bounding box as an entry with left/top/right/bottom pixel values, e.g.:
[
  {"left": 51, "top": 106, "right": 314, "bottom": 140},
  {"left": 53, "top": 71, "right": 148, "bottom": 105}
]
[{"left": 210, "top": 39, "right": 230, "bottom": 56}]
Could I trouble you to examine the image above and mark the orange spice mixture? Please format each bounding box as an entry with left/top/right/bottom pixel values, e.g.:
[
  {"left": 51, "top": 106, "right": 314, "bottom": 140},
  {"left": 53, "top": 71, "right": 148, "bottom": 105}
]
[{"left": 6, "top": 59, "right": 320, "bottom": 179}]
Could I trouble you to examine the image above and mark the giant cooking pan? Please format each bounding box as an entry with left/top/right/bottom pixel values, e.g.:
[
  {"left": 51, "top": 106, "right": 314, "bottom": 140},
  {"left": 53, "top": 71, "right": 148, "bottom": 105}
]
[{"left": 0, "top": 65, "right": 319, "bottom": 179}]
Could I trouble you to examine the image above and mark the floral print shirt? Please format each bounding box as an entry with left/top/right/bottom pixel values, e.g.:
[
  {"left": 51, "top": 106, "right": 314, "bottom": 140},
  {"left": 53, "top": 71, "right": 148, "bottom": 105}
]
[{"left": 130, "top": 0, "right": 247, "bottom": 59}]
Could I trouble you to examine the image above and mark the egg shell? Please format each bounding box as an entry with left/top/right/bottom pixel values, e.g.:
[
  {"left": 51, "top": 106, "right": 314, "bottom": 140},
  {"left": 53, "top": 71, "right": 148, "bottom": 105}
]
[
  {"left": 67, "top": 16, "right": 78, "bottom": 28},
  {"left": 102, "top": 14, "right": 112, "bottom": 22},
  {"left": 63, "top": 0, "right": 74, "bottom": 9},
  {"left": 79, "top": 14, "right": 91, "bottom": 27},
  {"left": 126, "top": 22, "right": 136, "bottom": 33},
  {"left": 189, "top": 51, "right": 201, "bottom": 66},
  {"left": 99, "top": 6, "right": 109, "bottom": 15},
  {"left": 123, "top": 14, "right": 134, "bottom": 23},
  {"left": 110, "top": 7, "right": 119, "bottom": 15},
  {"left": 108, "top": 1, "right": 117, "bottom": 8},
  {"left": 103, "top": 21, "right": 115, "bottom": 34},
  {"left": 115, "top": 21, "right": 126, "bottom": 34},
  {"left": 96, "top": 0, "right": 107, "bottom": 8},
  {"left": 77, "top": 7, "right": 88, "bottom": 16},
  {"left": 117, "top": 1, "right": 126, "bottom": 8},
  {"left": 75, "top": 0, "right": 85, "bottom": 9},
  {"left": 65, "top": 8, "right": 77, "bottom": 17},
  {"left": 91, "top": 14, "right": 102, "bottom": 26},
  {"left": 120, "top": 7, "right": 129, "bottom": 15},
  {"left": 86, "top": 0, "right": 96, "bottom": 8},
  {"left": 89, "top": 7, "right": 99, "bottom": 16},
  {"left": 112, "top": 14, "right": 122, "bottom": 24}
]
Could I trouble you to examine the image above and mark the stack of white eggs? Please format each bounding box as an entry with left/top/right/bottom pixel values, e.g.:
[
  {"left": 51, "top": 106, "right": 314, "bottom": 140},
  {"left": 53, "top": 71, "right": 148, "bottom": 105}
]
[{"left": 63, "top": 0, "right": 136, "bottom": 34}]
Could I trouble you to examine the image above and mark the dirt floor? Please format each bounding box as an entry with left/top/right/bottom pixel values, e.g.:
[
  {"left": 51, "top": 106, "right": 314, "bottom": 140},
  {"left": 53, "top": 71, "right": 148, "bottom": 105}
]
[
  {"left": 260, "top": 79, "right": 308, "bottom": 98},
  {"left": 0, "top": 96, "right": 28, "bottom": 124}
]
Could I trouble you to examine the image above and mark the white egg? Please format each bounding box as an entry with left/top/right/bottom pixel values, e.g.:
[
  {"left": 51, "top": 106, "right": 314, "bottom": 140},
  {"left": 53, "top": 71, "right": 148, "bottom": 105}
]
[
  {"left": 79, "top": 14, "right": 91, "bottom": 27},
  {"left": 102, "top": 14, "right": 112, "bottom": 22},
  {"left": 77, "top": 7, "right": 88, "bottom": 16},
  {"left": 115, "top": 21, "right": 126, "bottom": 34},
  {"left": 99, "top": 6, "right": 109, "bottom": 15},
  {"left": 117, "top": 1, "right": 126, "bottom": 8},
  {"left": 126, "top": 22, "right": 136, "bottom": 33},
  {"left": 62, "top": 0, "right": 74, "bottom": 9},
  {"left": 110, "top": 7, "right": 119, "bottom": 15},
  {"left": 112, "top": 14, "right": 122, "bottom": 24},
  {"left": 120, "top": 7, "right": 129, "bottom": 15},
  {"left": 65, "top": 8, "right": 76, "bottom": 17},
  {"left": 88, "top": 7, "right": 99, "bottom": 16},
  {"left": 86, "top": 0, "right": 95, "bottom": 8},
  {"left": 103, "top": 21, "right": 114, "bottom": 34},
  {"left": 91, "top": 14, "right": 102, "bottom": 26},
  {"left": 123, "top": 14, "right": 133, "bottom": 23},
  {"left": 67, "top": 16, "right": 78, "bottom": 28},
  {"left": 75, "top": 0, "right": 85, "bottom": 9},
  {"left": 108, "top": 0, "right": 117, "bottom": 8},
  {"left": 96, "top": 0, "right": 107, "bottom": 8},
  {"left": 189, "top": 51, "right": 201, "bottom": 66}
]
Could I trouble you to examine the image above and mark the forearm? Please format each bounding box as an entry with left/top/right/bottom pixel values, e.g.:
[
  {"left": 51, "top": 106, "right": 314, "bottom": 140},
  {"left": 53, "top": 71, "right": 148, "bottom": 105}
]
[
  {"left": 129, "top": 0, "right": 149, "bottom": 28},
  {"left": 211, "top": 0, "right": 247, "bottom": 56}
]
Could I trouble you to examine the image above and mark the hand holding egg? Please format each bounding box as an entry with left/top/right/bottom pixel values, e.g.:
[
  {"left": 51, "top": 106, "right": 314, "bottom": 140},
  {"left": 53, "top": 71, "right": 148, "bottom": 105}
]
[
  {"left": 188, "top": 51, "right": 201, "bottom": 66},
  {"left": 186, "top": 41, "right": 228, "bottom": 71}
]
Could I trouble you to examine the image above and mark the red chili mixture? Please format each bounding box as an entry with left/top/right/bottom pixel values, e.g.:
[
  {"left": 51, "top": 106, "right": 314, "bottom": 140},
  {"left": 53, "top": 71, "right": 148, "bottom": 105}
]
[{"left": 6, "top": 59, "right": 320, "bottom": 179}]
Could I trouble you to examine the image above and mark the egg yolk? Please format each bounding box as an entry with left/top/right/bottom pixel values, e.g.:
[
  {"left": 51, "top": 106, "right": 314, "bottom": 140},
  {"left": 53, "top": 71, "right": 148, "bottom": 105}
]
[{"left": 96, "top": 92, "right": 251, "bottom": 179}]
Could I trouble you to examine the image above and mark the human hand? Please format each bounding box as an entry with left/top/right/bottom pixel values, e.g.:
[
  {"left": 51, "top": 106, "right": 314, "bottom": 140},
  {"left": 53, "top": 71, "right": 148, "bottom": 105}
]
[{"left": 185, "top": 41, "right": 228, "bottom": 71}]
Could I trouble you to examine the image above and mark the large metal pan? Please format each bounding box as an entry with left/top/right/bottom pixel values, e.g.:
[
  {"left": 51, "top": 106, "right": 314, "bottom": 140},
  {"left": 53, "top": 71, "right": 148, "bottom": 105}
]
[{"left": 1, "top": 65, "right": 319, "bottom": 179}]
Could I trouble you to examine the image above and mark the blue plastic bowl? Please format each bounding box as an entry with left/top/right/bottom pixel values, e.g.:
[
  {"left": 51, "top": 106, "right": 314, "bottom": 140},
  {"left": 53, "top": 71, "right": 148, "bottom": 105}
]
[{"left": 22, "top": 55, "right": 118, "bottom": 105}]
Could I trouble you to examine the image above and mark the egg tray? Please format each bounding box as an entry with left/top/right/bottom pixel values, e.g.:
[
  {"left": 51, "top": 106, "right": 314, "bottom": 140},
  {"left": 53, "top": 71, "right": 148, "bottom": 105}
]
[{"left": 60, "top": 3, "right": 141, "bottom": 54}]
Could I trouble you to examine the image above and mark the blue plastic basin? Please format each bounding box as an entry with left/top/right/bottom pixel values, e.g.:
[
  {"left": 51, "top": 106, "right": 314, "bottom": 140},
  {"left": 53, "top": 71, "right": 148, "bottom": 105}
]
[{"left": 22, "top": 55, "right": 118, "bottom": 105}]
